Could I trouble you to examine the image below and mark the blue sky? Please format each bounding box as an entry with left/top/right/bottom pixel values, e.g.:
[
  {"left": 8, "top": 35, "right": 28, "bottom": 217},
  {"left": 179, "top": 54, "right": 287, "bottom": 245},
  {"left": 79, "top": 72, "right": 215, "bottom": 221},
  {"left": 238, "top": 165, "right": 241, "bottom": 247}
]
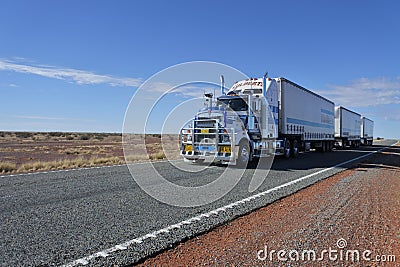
[{"left": 0, "top": 0, "right": 399, "bottom": 138}]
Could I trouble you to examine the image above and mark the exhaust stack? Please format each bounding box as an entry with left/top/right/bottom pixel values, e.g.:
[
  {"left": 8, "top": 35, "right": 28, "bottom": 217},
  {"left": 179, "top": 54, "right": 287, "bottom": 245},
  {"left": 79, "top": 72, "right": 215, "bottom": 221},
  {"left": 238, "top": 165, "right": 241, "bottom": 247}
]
[
  {"left": 262, "top": 71, "right": 268, "bottom": 98},
  {"left": 220, "top": 75, "right": 225, "bottom": 95}
]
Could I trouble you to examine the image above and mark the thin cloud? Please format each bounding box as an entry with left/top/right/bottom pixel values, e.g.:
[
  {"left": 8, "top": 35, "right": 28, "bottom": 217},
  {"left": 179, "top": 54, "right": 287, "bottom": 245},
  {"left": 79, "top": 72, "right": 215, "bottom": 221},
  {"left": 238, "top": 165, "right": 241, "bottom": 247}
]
[
  {"left": 317, "top": 77, "right": 400, "bottom": 107},
  {"left": 14, "top": 115, "right": 68, "bottom": 120},
  {"left": 143, "top": 81, "right": 219, "bottom": 98},
  {"left": 0, "top": 59, "right": 142, "bottom": 87},
  {"left": 385, "top": 113, "right": 400, "bottom": 121},
  {"left": 13, "top": 115, "right": 93, "bottom": 122}
]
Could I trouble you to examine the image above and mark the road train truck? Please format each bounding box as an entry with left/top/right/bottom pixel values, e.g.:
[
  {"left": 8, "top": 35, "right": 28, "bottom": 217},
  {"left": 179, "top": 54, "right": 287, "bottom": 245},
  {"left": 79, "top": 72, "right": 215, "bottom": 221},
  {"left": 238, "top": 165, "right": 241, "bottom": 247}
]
[
  {"left": 180, "top": 75, "right": 335, "bottom": 166},
  {"left": 361, "top": 116, "right": 374, "bottom": 145},
  {"left": 334, "top": 106, "right": 362, "bottom": 148}
]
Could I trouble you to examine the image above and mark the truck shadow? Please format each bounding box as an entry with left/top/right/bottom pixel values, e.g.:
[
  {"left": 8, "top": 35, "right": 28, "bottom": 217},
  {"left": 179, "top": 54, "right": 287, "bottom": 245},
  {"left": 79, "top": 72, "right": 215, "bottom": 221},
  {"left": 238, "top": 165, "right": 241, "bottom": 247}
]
[
  {"left": 353, "top": 146, "right": 400, "bottom": 171},
  {"left": 242, "top": 142, "right": 399, "bottom": 172}
]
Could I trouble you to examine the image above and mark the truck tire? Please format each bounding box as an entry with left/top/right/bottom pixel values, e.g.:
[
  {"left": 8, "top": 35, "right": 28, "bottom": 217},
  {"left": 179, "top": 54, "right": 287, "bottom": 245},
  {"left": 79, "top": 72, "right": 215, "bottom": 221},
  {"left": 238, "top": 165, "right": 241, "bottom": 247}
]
[
  {"left": 292, "top": 140, "right": 299, "bottom": 157},
  {"left": 284, "top": 139, "right": 291, "bottom": 159},
  {"left": 237, "top": 141, "right": 250, "bottom": 168}
]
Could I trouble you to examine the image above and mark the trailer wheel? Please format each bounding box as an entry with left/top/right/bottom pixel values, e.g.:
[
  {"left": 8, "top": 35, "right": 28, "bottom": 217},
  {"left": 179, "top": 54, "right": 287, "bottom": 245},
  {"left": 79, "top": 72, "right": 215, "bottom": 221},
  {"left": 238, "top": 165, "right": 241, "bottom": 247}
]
[
  {"left": 237, "top": 141, "right": 250, "bottom": 168},
  {"left": 284, "top": 139, "right": 291, "bottom": 159},
  {"left": 322, "top": 141, "right": 327, "bottom": 153},
  {"left": 292, "top": 140, "right": 299, "bottom": 157}
]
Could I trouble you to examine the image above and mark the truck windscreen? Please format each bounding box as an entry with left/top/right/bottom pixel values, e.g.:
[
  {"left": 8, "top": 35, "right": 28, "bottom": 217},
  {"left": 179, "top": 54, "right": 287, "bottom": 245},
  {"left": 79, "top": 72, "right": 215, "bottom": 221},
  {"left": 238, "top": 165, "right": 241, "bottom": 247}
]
[{"left": 217, "top": 98, "right": 248, "bottom": 111}]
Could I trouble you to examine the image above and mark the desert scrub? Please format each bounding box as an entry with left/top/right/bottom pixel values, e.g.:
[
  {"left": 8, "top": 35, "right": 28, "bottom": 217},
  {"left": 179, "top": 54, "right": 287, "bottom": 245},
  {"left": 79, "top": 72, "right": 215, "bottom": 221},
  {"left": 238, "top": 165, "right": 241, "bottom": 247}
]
[
  {"left": 125, "top": 155, "right": 149, "bottom": 162},
  {"left": 149, "top": 151, "right": 166, "bottom": 160},
  {"left": 0, "top": 161, "right": 17, "bottom": 173},
  {"left": 4, "top": 153, "right": 171, "bottom": 175},
  {"left": 80, "top": 135, "right": 90, "bottom": 140},
  {"left": 15, "top": 132, "right": 33, "bottom": 139},
  {"left": 17, "top": 157, "right": 125, "bottom": 173},
  {"left": 64, "top": 148, "right": 81, "bottom": 155},
  {"left": 89, "top": 157, "right": 123, "bottom": 165}
]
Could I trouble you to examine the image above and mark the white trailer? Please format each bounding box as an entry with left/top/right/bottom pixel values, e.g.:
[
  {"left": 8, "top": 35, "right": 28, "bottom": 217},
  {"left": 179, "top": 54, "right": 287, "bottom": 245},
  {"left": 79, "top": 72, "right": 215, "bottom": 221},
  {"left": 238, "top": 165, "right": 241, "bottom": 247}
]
[
  {"left": 334, "top": 106, "right": 361, "bottom": 148},
  {"left": 278, "top": 78, "right": 335, "bottom": 156},
  {"left": 361, "top": 116, "right": 374, "bottom": 145}
]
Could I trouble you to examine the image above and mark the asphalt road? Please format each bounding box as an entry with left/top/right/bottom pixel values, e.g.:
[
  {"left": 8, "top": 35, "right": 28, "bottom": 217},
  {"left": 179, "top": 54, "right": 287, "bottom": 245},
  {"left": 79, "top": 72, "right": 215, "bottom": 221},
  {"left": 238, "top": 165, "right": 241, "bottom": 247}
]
[{"left": 0, "top": 139, "right": 397, "bottom": 267}]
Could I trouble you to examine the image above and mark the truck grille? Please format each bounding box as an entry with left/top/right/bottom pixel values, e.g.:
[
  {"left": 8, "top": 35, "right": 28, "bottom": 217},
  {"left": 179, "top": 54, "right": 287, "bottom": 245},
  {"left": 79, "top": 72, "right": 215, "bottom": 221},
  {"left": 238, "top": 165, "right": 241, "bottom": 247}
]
[{"left": 180, "top": 118, "right": 234, "bottom": 157}]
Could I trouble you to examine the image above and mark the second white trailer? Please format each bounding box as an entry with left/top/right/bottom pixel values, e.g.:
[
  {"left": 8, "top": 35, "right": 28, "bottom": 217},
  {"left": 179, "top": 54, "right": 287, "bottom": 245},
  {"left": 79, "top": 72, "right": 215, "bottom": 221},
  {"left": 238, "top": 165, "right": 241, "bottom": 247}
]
[{"left": 334, "top": 106, "right": 361, "bottom": 148}]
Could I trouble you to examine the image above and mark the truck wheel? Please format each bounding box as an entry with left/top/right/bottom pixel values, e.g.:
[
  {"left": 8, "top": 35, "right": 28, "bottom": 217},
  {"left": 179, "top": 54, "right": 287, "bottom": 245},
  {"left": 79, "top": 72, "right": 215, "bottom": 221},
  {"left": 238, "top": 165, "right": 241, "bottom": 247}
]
[
  {"left": 292, "top": 140, "right": 299, "bottom": 157},
  {"left": 284, "top": 140, "right": 291, "bottom": 159},
  {"left": 237, "top": 141, "right": 250, "bottom": 168}
]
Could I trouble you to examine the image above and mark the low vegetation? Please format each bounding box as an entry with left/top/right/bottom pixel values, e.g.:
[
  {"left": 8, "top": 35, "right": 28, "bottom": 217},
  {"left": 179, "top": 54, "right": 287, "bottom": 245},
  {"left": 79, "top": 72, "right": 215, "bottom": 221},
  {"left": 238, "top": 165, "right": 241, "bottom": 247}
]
[
  {"left": 0, "top": 131, "right": 177, "bottom": 175},
  {"left": 1, "top": 153, "right": 169, "bottom": 174},
  {"left": 148, "top": 151, "right": 167, "bottom": 160},
  {"left": 0, "top": 131, "right": 122, "bottom": 142},
  {"left": 0, "top": 161, "right": 17, "bottom": 174},
  {"left": 17, "top": 157, "right": 124, "bottom": 172}
]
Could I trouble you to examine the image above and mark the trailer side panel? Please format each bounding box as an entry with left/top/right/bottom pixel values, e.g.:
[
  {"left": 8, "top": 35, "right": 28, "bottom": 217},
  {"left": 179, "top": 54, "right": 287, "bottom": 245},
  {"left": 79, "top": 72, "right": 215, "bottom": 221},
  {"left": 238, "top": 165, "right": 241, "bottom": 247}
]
[{"left": 278, "top": 78, "right": 334, "bottom": 141}]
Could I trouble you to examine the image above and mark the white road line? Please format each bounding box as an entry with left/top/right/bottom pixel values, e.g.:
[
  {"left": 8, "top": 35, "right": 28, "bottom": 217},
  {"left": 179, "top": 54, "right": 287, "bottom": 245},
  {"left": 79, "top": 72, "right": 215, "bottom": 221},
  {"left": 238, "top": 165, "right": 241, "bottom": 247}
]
[
  {"left": 338, "top": 149, "right": 378, "bottom": 153},
  {"left": 61, "top": 143, "right": 396, "bottom": 267}
]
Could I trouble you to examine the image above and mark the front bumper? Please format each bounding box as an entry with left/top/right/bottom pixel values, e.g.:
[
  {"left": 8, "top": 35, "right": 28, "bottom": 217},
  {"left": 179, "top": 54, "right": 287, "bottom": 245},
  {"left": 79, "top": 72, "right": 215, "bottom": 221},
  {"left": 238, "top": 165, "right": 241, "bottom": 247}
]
[{"left": 181, "top": 149, "right": 234, "bottom": 163}]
